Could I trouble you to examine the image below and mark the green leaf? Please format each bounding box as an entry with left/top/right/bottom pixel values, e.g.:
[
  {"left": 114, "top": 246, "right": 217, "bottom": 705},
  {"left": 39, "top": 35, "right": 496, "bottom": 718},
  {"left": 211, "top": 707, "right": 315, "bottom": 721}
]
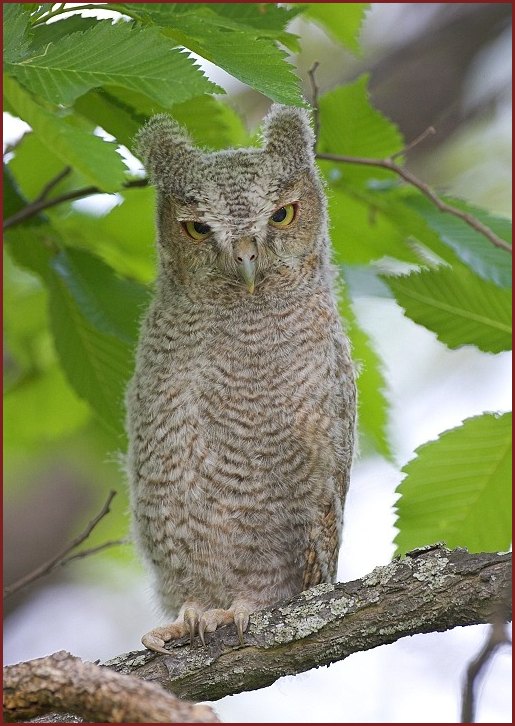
[
  {"left": 395, "top": 413, "right": 512, "bottom": 554},
  {"left": 6, "top": 226, "right": 140, "bottom": 437},
  {"left": 121, "top": 4, "right": 304, "bottom": 106},
  {"left": 4, "top": 364, "right": 91, "bottom": 451},
  {"left": 73, "top": 89, "right": 142, "bottom": 150},
  {"left": 3, "top": 3, "right": 32, "bottom": 63},
  {"left": 102, "top": 88, "right": 248, "bottom": 150},
  {"left": 3, "top": 164, "right": 29, "bottom": 219},
  {"left": 339, "top": 280, "right": 392, "bottom": 459},
  {"left": 383, "top": 265, "right": 512, "bottom": 354},
  {"left": 205, "top": 3, "right": 302, "bottom": 52},
  {"left": 4, "top": 75, "right": 127, "bottom": 191},
  {"left": 52, "top": 187, "right": 157, "bottom": 283},
  {"left": 303, "top": 3, "right": 369, "bottom": 53},
  {"left": 29, "top": 15, "right": 99, "bottom": 49},
  {"left": 51, "top": 247, "right": 150, "bottom": 344},
  {"left": 319, "top": 75, "right": 404, "bottom": 185},
  {"left": 8, "top": 20, "right": 222, "bottom": 108},
  {"left": 328, "top": 185, "right": 423, "bottom": 265},
  {"left": 4, "top": 248, "right": 52, "bottom": 385},
  {"left": 405, "top": 195, "right": 512, "bottom": 289}
]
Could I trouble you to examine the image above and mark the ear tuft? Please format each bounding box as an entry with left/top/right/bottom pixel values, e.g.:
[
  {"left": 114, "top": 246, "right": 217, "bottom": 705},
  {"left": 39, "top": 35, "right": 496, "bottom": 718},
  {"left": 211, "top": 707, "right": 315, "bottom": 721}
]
[
  {"left": 134, "top": 114, "right": 197, "bottom": 188},
  {"left": 262, "top": 104, "right": 315, "bottom": 168}
]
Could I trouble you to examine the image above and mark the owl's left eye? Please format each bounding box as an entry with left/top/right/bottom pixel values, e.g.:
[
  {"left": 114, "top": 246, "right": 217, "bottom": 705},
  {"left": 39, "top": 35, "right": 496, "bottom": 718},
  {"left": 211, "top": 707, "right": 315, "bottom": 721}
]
[
  {"left": 269, "top": 203, "right": 297, "bottom": 228},
  {"left": 182, "top": 221, "right": 211, "bottom": 241}
]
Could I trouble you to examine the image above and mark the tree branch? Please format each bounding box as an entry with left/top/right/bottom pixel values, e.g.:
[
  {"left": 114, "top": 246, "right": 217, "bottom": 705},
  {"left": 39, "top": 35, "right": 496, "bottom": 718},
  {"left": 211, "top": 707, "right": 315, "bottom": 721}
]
[
  {"left": 103, "top": 547, "right": 511, "bottom": 703},
  {"left": 4, "top": 490, "right": 123, "bottom": 598},
  {"left": 315, "top": 151, "right": 512, "bottom": 253},
  {"left": 3, "top": 178, "right": 148, "bottom": 231},
  {"left": 4, "top": 547, "right": 510, "bottom": 723},
  {"left": 3, "top": 651, "right": 218, "bottom": 723}
]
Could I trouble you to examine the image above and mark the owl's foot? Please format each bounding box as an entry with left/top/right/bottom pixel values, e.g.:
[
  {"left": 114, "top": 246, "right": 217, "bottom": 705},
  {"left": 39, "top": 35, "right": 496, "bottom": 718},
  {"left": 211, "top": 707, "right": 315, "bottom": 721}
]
[
  {"left": 141, "top": 601, "right": 252, "bottom": 653},
  {"left": 141, "top": 601, "right": 205, "bottom": 654},
  {"left": 199, "top": 603, "right": 251, "bottom": 646}
]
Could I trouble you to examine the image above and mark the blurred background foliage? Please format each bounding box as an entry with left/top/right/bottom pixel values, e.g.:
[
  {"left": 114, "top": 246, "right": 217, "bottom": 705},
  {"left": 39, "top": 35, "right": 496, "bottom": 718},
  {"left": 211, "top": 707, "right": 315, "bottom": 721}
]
[{"left": 3, "top": 4, "right": 512, "bottom": 719}]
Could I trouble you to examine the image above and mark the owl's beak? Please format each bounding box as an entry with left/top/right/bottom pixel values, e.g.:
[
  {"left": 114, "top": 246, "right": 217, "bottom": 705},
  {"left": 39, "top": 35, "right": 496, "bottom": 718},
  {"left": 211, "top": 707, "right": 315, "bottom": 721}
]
[{"left": 234, "top": 238, "right": 257, "bottom": 294}]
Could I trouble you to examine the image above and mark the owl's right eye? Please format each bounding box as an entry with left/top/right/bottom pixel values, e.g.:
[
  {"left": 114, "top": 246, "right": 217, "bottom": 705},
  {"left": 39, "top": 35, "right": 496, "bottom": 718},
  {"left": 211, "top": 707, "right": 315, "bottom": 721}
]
[{"left": 182, "top": 221, "right": 211, "bottom": 241}]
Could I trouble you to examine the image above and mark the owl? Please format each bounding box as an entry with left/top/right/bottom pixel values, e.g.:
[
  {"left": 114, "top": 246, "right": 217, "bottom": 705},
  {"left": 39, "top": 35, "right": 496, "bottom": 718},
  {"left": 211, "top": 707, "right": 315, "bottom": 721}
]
[{"left": 125, "top": 104, "right": 356, "bottom": 654}]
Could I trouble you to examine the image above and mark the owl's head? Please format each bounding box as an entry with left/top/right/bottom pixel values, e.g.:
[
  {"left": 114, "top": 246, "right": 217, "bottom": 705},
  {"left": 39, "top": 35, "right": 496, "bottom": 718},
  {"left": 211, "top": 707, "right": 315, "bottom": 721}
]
[{"left": 136, "top": 105, "right": 327, "bottom": 296}]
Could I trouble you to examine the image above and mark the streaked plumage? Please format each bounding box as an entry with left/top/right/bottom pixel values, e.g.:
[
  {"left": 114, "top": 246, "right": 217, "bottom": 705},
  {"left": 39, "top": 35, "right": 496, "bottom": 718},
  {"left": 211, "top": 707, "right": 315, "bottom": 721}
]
[{"left": 126, "top": 105, "right": 356, "bottom": 652}]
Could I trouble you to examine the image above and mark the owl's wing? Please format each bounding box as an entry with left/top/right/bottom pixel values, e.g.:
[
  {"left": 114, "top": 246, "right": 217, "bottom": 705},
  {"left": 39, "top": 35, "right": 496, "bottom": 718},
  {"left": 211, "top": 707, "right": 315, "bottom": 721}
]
[
  {"left": 302, "top": 500, "right": 342, "bottom": 589},
  {"left": 302, "top": 334, "right": 356, "bottom": 589}
]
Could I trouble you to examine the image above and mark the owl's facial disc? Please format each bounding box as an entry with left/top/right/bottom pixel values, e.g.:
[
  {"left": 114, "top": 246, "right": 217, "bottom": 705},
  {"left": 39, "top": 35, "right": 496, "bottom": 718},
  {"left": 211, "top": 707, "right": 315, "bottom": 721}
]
[{"left": 233, "top": 237, "right": 257, "bottom": 294}]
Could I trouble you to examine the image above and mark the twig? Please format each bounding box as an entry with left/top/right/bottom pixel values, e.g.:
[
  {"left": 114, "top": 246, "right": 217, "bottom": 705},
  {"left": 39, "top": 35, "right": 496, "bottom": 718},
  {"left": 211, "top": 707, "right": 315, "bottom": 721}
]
[
  {"left": 390, "top": 125, "right": 436, "bottom": 161},
  {"left": 461, "top": 616, "right": 511, "bottom": 722},
  {"left": 37, "top": 166, "right": 72, "bottom": 202},
  {"left": 315, "top": 151, "right": 512, "bottom": 253},
  {"left": 4, "top": 130, "right": 509, "bottom": 255},
  {"left": 307, "top": 61, "right": 321, "bottom": 146},
  {"left": 4, "top": 490, "right": 120, "bottom": 598},
  {"left": 3, "top": 177, "right": 148, "bottom": 231},
  {"left": 305, "top": 62, "right": 509, "bottom": 254}
]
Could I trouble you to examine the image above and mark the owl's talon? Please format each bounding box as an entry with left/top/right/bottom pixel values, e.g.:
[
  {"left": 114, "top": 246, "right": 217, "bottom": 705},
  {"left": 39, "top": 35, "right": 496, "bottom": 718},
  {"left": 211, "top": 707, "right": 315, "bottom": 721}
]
[
  {"left": 234, "top": 609, "right": 250, "bottom": 646},
  {"left": 141, "top": 633, "right": 171, "bottom": 655},
  {"left": 198, "top": 618, "right": 207, "bottom": 646},
  {"left": 183, "top": 607, "right": 199, "bottom": 646},
  {"left": 141, "top": 621, "right": 189, "bottom": 654}
]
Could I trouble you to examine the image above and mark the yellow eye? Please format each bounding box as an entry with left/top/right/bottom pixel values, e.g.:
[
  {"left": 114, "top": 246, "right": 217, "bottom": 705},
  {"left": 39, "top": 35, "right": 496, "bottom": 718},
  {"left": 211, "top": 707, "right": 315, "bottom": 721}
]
[
  {"left": 182, "top": 221, "right": 211, "bottom": 241},
  {"left": 269, "top": 203, "right": 297, "bottom": 228}
]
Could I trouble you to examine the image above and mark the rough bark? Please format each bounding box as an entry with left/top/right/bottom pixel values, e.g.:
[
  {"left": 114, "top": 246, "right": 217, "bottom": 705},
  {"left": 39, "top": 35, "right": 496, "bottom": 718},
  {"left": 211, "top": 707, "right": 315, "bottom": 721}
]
[
  {"left": 106, "top": 546, "right": 511, "bottom": 701},
  {"left": 4, "top": 547, "right": 511, "bottom": 723},
  {"left": 3, "top": 651, "right": 218, "bottom": 723}
]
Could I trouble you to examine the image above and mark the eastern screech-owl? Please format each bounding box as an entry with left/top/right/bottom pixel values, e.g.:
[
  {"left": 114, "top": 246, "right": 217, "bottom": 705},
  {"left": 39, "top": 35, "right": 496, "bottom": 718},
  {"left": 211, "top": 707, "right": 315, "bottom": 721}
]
[{"left": 126, "top": 105, "right": 356, "bottom": 653}]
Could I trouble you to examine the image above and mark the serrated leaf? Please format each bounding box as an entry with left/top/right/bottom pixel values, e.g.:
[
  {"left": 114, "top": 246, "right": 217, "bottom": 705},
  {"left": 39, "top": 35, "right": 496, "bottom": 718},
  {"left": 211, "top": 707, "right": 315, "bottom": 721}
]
[
  {"left": 103, "top": 87, "right": 248, "bottom": 150},
  {"left": 383, "top": 265, "right": 512, "bottom": 354},
  {"left": 29, "top": 15, "right": 99, "bottom": 49},
  {"left": 303, "top": 3, "right": 369, "bottom": 54},
  {"left": 121, "top": 4, "right": 304, "bottom": 106},
  {"left": 51, "top": 247, "right": 150, "bottom": 344},
  {"left": 394, "top": 413, "right": 512, "bottom": 554},
  {"left": 206, "top": 3, "right": 302, "bottom": 52},
  {"left": 6, "top": 226, "right": 140, "bottom": 438},
  {"left": 3, "top": 3, "right": 32, "bottom": 63},
  {"left": 339, "top": 277, "right": 392, "bottom": 459},
  {"left": 48, "top": 267, "right": 134, "bottom": 439},
  {"left": 8, "top": 20, "right": 222, "bottom": 108},
  {"left": 4, "top": 76, "right": 127, "bottom": 191},
  {"left": 319, "top": 75, "right": 404, "bottom": 186},
  {"left": 405, "top": 194, "right": 512, "bottom": 289}
]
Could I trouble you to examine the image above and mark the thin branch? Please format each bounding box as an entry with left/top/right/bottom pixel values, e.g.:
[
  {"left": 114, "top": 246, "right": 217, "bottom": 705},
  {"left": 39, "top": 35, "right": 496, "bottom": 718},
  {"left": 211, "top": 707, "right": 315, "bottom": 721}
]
[
  {"left": 315, "top": 151, "right": 512, "bottom": 253},
  {"left": 461, "top": 615, "right": 511, "bottom": 722},
  {"left": 36, "top": 166, "right": 72, "bottom": 202},
  {"left": 3, "top": 651, "right": 219, "bottom": 723},
  {"left": 4, "top": 491, "right": 121, "bottom": 598},
  {"left": 390, "top": 125, "right": 436, "bottom": 161},
  {"left": 3, "top": 177, "right": 148, "bottom": 231},
  {"left": 307, "top": 61, "right": 321, "bottom": 146}
]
